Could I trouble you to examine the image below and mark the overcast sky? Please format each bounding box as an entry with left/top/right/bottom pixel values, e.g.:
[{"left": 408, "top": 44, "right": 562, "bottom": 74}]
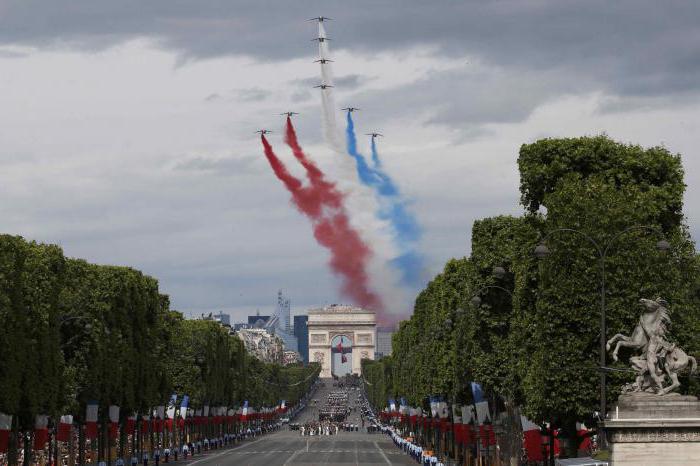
[{"left": 1, "top": 1, "right": 698, "bottom": 321}]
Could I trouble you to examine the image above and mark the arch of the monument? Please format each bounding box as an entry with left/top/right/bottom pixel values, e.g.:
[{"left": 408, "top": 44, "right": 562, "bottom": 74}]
[
  {"left": 307, "top": 305, "right": 376, "bottom": 378},
  {"left": 330, "top": 334, "right": 353, "bottom": 377}
]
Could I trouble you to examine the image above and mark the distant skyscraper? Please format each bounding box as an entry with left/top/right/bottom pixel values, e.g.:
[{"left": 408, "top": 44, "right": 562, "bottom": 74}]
[
  {"left": 277, "top": 290, "right": 291, "bottom": 332},
  {"left": 376, "top": 326, "right": 394, "bottom": 358},
  {"left": 213, "top": 311, "right": 230, "bottom": 326},
  {"left": 274, "top": 329, "right": 298, "bottom": 353},
  {"left": 247, "top": 314, "right": 270, "bottom": 327},
  {"left": 294, "top": 315, "right": 309, "bottom": 365}
]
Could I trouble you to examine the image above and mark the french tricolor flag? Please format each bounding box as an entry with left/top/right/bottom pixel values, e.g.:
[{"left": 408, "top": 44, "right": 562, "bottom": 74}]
[
  {"left": 0, "top": 413, "right": 12, "bottom": 453},
  {"left": 241, "top": 401, "right": 249, "bottom": 422},
  {"left": 57, "top": 415, "right": 73, "bottom": 442},
  {"left": 85, "top": 403, "right": 99, "bottom": 440},
  {"left": 33, "top": 415, "right": 49, "bottom": 450},
  {"left": 521, "top": 416, "right": 543, "bottom": 461}
]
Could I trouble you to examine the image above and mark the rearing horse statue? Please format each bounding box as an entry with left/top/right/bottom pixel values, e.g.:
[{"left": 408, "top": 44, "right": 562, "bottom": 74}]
[
  {"left": 606, "top": 297, "right": 663, "bottom": 362},
  {"left": 607, "top": 297, "right": 696, "bottom": 395}
]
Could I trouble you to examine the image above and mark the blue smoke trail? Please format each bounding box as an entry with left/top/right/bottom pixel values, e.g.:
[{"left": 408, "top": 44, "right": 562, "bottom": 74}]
[
  {"left": 345, "top": 113, "right": 396, "bottom": 196},
  {"left": 345, "top": 112, "right": 424, "bottom": 287}
]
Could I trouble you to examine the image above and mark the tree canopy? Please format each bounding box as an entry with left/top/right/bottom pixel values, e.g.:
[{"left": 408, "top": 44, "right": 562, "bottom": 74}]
[
  {"left": 0, "top": 234, "right": 318, "bottom": 433},
  {"left": 363, "top": 135, "right": 700, "bottom": 443}
]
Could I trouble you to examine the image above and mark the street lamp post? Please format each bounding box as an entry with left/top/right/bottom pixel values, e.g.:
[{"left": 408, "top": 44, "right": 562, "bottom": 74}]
[
  {"left": 58, "top": 314, "right": 110, "bottom": 466},
  {"left": 533, "top": 226, "right": 670, "bottom": 420},
  {"left": 448, "top": 267, "right": 514, "bottom": 464},
  {"left": 467, "top": 281, "right": 515, "bottom": 466}
]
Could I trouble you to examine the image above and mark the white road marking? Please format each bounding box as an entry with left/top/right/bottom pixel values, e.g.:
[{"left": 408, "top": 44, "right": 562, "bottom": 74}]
[
  {"left": 186, "top": 437, "right": 266, "bottom": 466},
  {"left": 374, "top": 441, "right": 392, "bottom": 465},
  {"left": 282, "top": 447, "right": 302, "bottom": 466}
]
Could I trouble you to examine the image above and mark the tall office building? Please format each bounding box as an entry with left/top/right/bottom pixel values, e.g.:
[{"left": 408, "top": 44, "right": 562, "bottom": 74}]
[
  {"left": 376, "top": 326, "right": 395, "bottom": 358},
  {"left": 293, "top": 315, "right": 309, "bottom": 365},
  {"left": 248, "top": 314, "right": 270, "bottom": 327},
  {"left": 277, "top": 290, "right": 291, "bottom": 332},
  {"left": 213, "top": 311, "right": 230, "bottom": 326}
]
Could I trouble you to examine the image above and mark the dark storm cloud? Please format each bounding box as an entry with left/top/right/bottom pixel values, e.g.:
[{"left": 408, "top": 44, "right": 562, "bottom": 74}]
[
  {"left": 2, "top": 0, "right": 698, "bottom": 101},
  {"left": 342, "top": 64, "right": 585, "bottom": 140}
]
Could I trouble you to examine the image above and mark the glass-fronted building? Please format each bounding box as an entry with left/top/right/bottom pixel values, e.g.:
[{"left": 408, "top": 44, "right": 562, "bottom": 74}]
[{"left": 294, "top": 315, "right": 309, "bottom": 365}]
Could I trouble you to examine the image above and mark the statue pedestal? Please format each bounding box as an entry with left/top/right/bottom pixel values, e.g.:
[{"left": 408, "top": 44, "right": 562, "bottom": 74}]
[{"left": 604, "top": 393, "right": 700, "bottom": 465}]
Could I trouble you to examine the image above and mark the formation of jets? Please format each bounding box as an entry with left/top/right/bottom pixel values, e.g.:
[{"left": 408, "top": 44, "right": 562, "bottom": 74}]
[{"left": 258, "top": 18, "right": 384, "bottom": 140}]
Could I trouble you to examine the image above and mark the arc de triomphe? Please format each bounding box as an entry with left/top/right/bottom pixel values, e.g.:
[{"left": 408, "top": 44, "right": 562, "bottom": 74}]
[{"left": 307, "top": 304, "right": 376, "bottom": 378}]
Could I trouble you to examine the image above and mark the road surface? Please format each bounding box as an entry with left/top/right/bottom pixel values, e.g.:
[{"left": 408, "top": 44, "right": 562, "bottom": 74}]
[{"left": 189, "top": 380, "right": 414, "bottom": 465}]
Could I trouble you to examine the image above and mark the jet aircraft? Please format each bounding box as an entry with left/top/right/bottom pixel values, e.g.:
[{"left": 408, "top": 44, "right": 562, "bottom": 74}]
[
  {"left": 309, "top": 16, "right": 332, "bottom": 22},
  {"left": 256, "top": 130, "right": 272, "bottom": 135},
  {"left": 311, "top": 37, "right": 331, "bottom": 43},
  {"left": 365, "top": 132, "right": 384, "bottom": 139},
  {"left": 314, "top": 84, "right": 334, "bottom": 89},
  {"left": 314, "top": 58, "right": 333, "bottom": 64},
  {"left": 280, "top": 112, "right": 299, "bottom": 117},
  {"left": 342, "top": 107, "right": 360, "bottom": 112}
]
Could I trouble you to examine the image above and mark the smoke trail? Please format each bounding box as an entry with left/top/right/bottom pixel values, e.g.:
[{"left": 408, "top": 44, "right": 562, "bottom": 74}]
[
  {"left": 370, "top": 137, "right": 382, "bottom": 168},
  {"left": 260, "top": 134, "right": 383, "bottom": 310},
  {"left": 344, "top": 112, "right": 425, "bottom": 287},
  {"left": 345, "top": 113, "right": 396, "bottom": 196},
  {"left": 315, "top": 21, "right": 407, "bottom": 316},
  {"left": 284, "top": 116, "right": 342, "bottom": 210}
]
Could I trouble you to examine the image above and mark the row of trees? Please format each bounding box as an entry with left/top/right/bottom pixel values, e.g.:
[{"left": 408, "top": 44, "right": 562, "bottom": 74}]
[
  {"left": 364, "top": 135, "right": 700, "bottom": 456},
  {"left": 0, "top": 234, "right": 318, "bottom": 454}
]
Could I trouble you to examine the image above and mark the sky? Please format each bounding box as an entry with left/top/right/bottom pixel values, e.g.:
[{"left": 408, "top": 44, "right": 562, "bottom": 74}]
[{"left": 1, "top": 1, "right": 699, "bottom": 322}]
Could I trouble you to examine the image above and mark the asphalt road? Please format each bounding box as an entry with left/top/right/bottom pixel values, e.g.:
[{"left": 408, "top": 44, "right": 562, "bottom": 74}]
[
  {"left": 188, "top": 435, "right": 415, "bottom": 466},
  {"left": 187, "top": 380, "right": 414, "bottom": 465}
]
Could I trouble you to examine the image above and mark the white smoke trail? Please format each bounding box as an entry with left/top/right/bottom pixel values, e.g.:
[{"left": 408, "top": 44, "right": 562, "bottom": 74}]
[{"left": 314, "top": 22, "right": 411, "bottom": 318}]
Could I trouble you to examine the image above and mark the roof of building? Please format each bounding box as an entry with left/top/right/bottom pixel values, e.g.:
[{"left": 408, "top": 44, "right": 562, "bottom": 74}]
[{"left": 307, "top": 304, "right": 375, "bottom": 314}]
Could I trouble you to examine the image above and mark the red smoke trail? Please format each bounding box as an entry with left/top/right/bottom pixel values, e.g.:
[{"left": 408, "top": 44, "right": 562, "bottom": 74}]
[
  {"left": 261, "top": 135, "right": 324, "bottom": 217},
  {"left": 285, "top": 116, "right": 342, "bottom": 209},
  {"left": 260, "top": 135, "right": 383, "bottom": 310}
]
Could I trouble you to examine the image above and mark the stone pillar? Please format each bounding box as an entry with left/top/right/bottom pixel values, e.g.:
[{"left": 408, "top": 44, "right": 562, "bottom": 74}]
[{"left": 604, "top": 393, "right": 700, "bottom": 465}]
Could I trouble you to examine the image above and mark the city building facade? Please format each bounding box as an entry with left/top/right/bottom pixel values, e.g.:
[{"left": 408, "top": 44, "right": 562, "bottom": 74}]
[
  {"left": 213, "top": 311, "right": 231, "bottom": 327},
  {"left": 307, "top": 304, "right": 376, "bottom": 378},
  {"left": 235, "top": 328, "right": 283, "bottom": 364},
  {"left": 294, "top": 315, "right": 309, "bottom": 365},
  {"left": 376, "top": 326, "right": 395, "bottom": 358},
  {"left": 247, "top": 314, "right": 270, "bottom": 327},
  {"left": 283, "top": 351, "right": 301, "bottom": 366}
]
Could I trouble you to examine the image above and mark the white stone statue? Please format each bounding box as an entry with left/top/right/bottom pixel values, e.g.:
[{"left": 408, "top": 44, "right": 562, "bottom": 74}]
[{"left": 607, "top": 297, "right": 697, "bottom": 395}]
